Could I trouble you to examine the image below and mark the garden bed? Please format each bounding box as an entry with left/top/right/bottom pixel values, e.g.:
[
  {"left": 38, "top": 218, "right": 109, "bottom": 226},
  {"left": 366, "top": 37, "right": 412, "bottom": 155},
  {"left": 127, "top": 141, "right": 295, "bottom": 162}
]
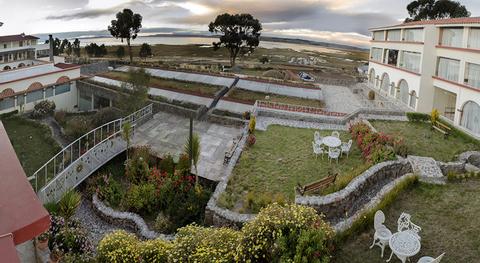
[
  {"left": 371, "top": 120, "right": 480, "bottom": 162},
  {"left": 218, "top": 125, "right": 366, "bottom": 214},
  {"left": 225, "top": 88, "right": 325, "bottom": 107}
]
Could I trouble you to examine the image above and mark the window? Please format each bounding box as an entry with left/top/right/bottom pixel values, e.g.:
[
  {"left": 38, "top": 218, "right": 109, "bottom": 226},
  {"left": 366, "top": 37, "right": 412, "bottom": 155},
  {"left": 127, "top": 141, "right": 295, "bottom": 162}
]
[
  {"left": 400, "top": 51, "right": 421, "bottom": 73},
  {"left": 468, "top": 28, "right": 480, "bottom": 49},
  {"left": 79, "top": 89, "right": 92, "bottom": 111},
  {"left": 45, "top": 87, "right": 54, "bottom": 98},
  {"left": 26, "top": 90, "right": 43, "bottom": 103},
  {"left": 465, "top": 63, "right": 480, "bottom": 89},
  {"left": 373, "top": 31, "right": 385, "bottom": 41},
  {"left": 404, "top": 28, "right": 423, "bottom": 42},
  {"left": 19, "top": 41, "right": 23, "bottom": 47},
  {"left": 399, "top": 80, "right": 409, "bottom": 104},
  {"left": 384, "top": 49, "right": 399, "bottom": 66},
  {"left": 3, "top": 44, "right": 6, "bottom": 49},
  {"left": 381, "top": 74, "right": 390, "bottom": 92},
  {"left": 387, "top": 30, "right": 401, "bottom": 41},
  {"left": 55, "top": 83, "right": 71, "bottom": 95},
  {"left": 0, "top": 98, "right": 15, "bottom": 110},
  {"left": 370, "top": 48, "right": 383, "bottom": 62},
  {"left": 369, "top": 69, "right": 376, "bottom": 86},
  {"left": 437, "top": 57, "right": 460, "bottom": 81},
  {"left": 461, "top": 101, "right": 480, "bottom": 135},
  {"left": 440, "top": 28, "right": 463, "bottom": 47}
]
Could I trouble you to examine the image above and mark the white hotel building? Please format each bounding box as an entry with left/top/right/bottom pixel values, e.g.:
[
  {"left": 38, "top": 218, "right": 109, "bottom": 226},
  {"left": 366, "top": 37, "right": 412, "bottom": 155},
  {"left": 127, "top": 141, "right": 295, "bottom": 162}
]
[
  {"left": 368, "top": 17, "right": 480, "bottom": 137},
  {"left": 0, "top": 34, "right": 81, "bottom": 114}
]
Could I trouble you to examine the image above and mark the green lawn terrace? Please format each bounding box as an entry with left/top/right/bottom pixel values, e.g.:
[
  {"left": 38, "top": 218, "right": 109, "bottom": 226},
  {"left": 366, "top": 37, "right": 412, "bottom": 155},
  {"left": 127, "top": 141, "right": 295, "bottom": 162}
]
[
  {"left": 218, "top": 119, "right": 480, "bottom": 215},
  {"left": 333, "top": 179, "right": 480, "bottom": 263}
]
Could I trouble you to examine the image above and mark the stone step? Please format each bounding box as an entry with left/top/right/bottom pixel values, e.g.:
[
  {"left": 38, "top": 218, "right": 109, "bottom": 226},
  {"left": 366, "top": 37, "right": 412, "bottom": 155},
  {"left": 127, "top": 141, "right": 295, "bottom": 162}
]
[{"left": 408, "top": 156, "right": 445, "bottom": 185}]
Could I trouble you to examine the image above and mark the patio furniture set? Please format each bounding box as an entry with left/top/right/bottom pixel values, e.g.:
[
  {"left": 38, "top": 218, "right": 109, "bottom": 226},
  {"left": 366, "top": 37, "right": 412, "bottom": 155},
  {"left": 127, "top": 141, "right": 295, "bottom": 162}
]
[
  {"left": 371, "top": 210, "right": 445, "bottom": 263},
  {"left": 312, "top": 131, "right": 352, "bottom": 163}
]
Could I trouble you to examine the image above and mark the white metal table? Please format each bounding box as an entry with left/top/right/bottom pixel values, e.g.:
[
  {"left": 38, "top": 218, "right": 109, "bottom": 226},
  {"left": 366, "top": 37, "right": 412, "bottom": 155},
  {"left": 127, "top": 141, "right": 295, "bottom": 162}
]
[
  {"left": 387, "top": 231, "right": 421, "bottom": 263},
  {"left": 322, "top": 136, "right": 341, "bottom": 148}
]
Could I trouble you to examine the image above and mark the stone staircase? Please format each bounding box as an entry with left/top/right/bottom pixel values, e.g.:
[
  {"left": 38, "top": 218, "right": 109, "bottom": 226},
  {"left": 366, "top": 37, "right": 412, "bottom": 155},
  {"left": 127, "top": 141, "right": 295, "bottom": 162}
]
[{"left": 407, "top": 156, "right": 446, "bottom": 184}]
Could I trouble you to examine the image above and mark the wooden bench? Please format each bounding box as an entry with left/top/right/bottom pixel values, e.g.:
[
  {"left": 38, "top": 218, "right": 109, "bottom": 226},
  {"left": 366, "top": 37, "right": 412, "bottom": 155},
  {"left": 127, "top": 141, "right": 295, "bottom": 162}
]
[
  {"left": 224, "top": 134, "right": 244, "bottom": 165},
  {"left": 295, "top": 173, "right": 337, "bottom": 196},
  {"left": 432, "top": 121, "right": 451, "bottom": 138}
]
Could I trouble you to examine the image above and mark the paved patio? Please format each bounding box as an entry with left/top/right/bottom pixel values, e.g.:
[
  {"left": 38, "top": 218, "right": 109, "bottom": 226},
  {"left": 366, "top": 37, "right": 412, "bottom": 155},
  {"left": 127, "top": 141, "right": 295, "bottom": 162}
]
[{"left": 133, "top": 112, "right": 243, "bottom": 181}]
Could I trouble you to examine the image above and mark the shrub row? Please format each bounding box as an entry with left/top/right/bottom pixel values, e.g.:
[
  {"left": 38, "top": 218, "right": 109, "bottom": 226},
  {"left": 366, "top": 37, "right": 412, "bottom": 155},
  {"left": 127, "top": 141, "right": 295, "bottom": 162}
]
[
  {"left": 97, "top": 203, "right": 334, "bottom": 263},
  {"left": 406, "top": 112, "right": 430, "bottom": 122}
]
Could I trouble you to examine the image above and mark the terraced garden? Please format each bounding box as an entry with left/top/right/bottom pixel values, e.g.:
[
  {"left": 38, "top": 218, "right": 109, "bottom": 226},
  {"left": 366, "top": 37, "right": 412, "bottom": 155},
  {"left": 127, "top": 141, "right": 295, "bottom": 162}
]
[{"left": 225, "top": 88, "right": 325, "bottom": 107}]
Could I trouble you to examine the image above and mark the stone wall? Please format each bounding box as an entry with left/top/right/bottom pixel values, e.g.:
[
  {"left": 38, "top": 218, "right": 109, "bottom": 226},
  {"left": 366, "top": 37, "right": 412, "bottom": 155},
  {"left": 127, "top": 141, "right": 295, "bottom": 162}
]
[{"left": 206, "top": 114, "right": 246, "bottom": 127}]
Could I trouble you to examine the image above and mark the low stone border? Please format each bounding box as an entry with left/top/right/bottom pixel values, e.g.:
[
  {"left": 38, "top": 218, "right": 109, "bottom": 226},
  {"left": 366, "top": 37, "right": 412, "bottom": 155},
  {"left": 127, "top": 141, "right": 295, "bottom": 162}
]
[{"left": 92, "top": 194, "right": 174, "bottom": 240}]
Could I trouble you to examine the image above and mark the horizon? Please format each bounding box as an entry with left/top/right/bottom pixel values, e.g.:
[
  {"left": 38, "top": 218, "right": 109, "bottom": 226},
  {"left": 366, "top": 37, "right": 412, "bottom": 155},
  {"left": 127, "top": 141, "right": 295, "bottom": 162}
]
[{"left": 1, "top": 0, "right": 479, "bottom": 48}]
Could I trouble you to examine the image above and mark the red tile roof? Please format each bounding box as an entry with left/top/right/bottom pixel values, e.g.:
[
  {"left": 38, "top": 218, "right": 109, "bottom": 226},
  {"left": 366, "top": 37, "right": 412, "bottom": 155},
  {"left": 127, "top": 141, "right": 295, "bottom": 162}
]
[
  {"left": 54, "top": 63, "right": 80, "bottom": 69},
  {"left": 0, "top": 34, "right": 39, "bottom": 43},
  {"left": 0, "top": 121, "right": 50, "bottom": 246},
  {"left": 370, "top": 16, "right": 480, "bottom": 31}
]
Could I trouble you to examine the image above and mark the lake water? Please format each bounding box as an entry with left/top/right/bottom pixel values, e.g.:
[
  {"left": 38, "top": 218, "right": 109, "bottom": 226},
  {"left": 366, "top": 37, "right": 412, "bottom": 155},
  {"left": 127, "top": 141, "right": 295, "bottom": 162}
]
[{"left": 78, "top": 35, "right": 347, "bottom": 54}]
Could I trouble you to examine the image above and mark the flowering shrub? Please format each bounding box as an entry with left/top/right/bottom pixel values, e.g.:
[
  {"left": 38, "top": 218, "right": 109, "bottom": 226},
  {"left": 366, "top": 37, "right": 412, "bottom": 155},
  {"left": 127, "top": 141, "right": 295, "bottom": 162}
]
[
  {"left": 139, "top": 239, "right": 172, "bottom": 263},
  {"left": 170, "top": 224, "right": 241, "bottom": 262},
  {"left": 236, "top": 203, "right": 334, "bottom": 262},
  {"left": 47, "top": 216, "right": 93, "bottom": 258},
  {"left": 97, "top": 231, "right": 140, "bottom": 263},
  {"left": 159, "top": 154, "right": 175, "bottom": 174},
  {"left": 124, "top": 183, "right": 158, "bottom": 214},
  {"left": 31, "top": 100, "right": 56, "bottom": 119},
  {"left": 349, "top": 122, "right": 400, "bottom": 164},
  {"left": 125, "top": 152, "right": 150, "bottom": 183},
  {"left": 247, "top": 134, "right": 256, "bottom": 147}
]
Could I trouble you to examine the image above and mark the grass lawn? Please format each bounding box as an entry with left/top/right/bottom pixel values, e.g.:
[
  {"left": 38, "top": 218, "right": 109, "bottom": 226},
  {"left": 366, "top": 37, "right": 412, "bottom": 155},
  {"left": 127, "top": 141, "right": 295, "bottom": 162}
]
[
  {"left": 100, "top": 71, "right": 222, "bottom": 96},
  {"left": 371, "top": 121, "right": 480, "bottom": 162},
  {"left": 333, "top": 179, "right": 480, "bottom": 263},
  {"left": 226, "top": 88, "right": 325, "bottom": 108},
  {"left": 219, "top": 125, "right": 367, "bottom": 213},
  {"left": 2, "top": 116, "right": 61, "bottom": 177}
]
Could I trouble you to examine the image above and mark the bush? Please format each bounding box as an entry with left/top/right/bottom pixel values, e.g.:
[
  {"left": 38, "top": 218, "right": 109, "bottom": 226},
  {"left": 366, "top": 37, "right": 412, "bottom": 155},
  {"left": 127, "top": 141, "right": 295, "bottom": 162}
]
[
  {"left": 170, "top": 224, "right": 241, "bottom": 262},
  {"left": 125, "top": 152, "right": 150, "bottom": 184},
  {"left": 54, "top": 226, "right": 93, "bottom": 255},
  {"left": 154, "top": 213, "right": 175, "bottom": 234},
  {"left": 349, "top": 122, "right": 399, "bottom": 164},
  {"left": 100, "top": 176, "right": 124, "bottom": 208},
  {"left": 97, "top": 231, "right": 140, "bottom": 263},
  {"left": 65, "top": 116, "right": 92, "bottom": 140},
  {"left": 54, "top": 110, "right": 67, "bottom": 126},
  {"left": 31, "top": 100, "right": 56, "bottom": 119},
  {"left": 139, "top": 239, "right": 172, "bottom": 263},
  {"left": 406, "top": 112, "right": 430, "bottom": 122},
  {"left": 236, "top": 203, "right": 334, "bottom": 262},
  {"left": 58, "top": 190, "right": 81, "bottom": 220},
  {"left": 44, "top": 202, "right": 59, "bottom": 215},
  {"left": 159, "top": 154, "right": 175, "bottom": 174},
  {"left": 368, "top": 90, "right": 375, "bottom": 100},
  {"left": 277, "top": 228, "right": 332, "bottom": 263},
  {"left": 431, "top": 108, "right": 440, "bottom": 123},
  {"left": 62, "top": 252, "right": 96, "bottom": 263},
  {"left": 91, "top": 107, "right": 123, "bottom": 127},
  {"left": 124, "top": 183, "right": 158, "bottom": 214},
  {"left": 393, "top": 139, "right": 409, "bottom": 157},
  {"left": 176, "top": 153, "right": 191, "bottom": 172},
  {"left": 249, "top": 115, "right": 256, "bottom": 134},
  {"left": 244, "top": 191, "right": 287, "bottom": 213},
  {"left": 247, "top": 134, "right": 256, "bottom": 147}
]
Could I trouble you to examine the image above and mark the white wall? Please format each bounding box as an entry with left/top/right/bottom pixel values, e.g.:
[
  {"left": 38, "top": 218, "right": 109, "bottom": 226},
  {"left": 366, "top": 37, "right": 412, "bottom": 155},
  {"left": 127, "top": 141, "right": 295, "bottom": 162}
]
[{"left": 0, "top": 68, "right": 80, "bottom": 93}]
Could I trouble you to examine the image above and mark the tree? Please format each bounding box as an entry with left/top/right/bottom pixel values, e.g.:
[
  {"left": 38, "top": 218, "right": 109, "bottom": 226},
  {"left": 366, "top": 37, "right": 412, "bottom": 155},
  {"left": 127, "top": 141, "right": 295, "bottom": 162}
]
[
  {"left": 120, "top": 68, "right": 150, "bottom": 113},
  {"left": 405, "top": 0, "right": 470, "bottom": 22},
  {"left": 139, "top": 43, "right": 152, "bottom": 60},
  {"left": 108, "top": 9, "right": 142, "bottom": 63},
  {"left": 65, "top": 42, "right": 72, "bottom": 56},
  {"left": 60, "top": 39, "right": 70, "bottom": 54},
  {"left": 184, "top": 132, "right": 201, "bottom": 184},
  {"left": 259, "top": 56, "right": 269, "bottom": 64},
  {"left": 73, "top": 38, "right": 81, "bottom": 57},
  {"left": 208, "top": 13, "right": 262, "bottom": 67},
  {"left": 116, "top": 46, "right": 126, "bottom": 60}
]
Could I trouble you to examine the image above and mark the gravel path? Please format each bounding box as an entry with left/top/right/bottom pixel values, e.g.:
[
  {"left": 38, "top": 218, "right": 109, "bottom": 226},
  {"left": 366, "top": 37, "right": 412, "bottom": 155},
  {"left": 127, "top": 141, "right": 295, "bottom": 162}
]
[{"left": 74, "top": 198, "right": 135, "bottom": 249}]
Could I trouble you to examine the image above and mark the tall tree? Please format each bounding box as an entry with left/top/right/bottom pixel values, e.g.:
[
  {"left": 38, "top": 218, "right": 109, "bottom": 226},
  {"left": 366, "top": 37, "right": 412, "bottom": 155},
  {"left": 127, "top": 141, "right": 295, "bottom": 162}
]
[
  {"left": 65, "top": 42, "right": 72, "bottom": 56},
  {"left": 208, "top": 13, "right": 262, "bottom": 67},
  {"left": 116, "top": 46, "right": 125, "bottom": 60},
  {"left": 405, "top": 0, "right": 470, "bottom": 22},
  {"left": 72, "top": 38, "right": 81, "bottom": 57},
  {"left": 60, "top": 39, "right": 70, "bottom": 54},
  {"left": 120, "top": 68, "right": 150, "bottom": 113},
  {"left": 139, "top": 43, "right": 152, "bottom": 60},
  {"left": 108, "top": 9, "right": 142, "bottom": 63}
]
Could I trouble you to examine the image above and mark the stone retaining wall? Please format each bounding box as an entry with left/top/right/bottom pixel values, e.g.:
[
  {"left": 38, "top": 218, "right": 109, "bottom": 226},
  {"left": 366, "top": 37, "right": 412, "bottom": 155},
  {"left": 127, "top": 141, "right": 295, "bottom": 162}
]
[
  {"left": 92, "top": 194, "right": 173, "bottom": 240},
  {"left": 206, "top": 114, "right": 246, "bottom": 127}
]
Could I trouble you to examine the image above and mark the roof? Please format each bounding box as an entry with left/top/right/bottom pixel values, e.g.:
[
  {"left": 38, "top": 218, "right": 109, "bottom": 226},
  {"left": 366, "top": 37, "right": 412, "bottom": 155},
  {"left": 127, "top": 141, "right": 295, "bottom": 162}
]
[
  {"left": 0, "top": 62, "right": 80, "bottom": 84},
  {"left": 0, "top": 235, "right": 20, "bottom": 263},
  {"left": 0, "top": 121, "right": 50, "bottom": 246},
  {"left": 370, "top": 16, "right": 480, "bottom": 31},
  {"left": 0, "top": 34, "right": 39, "bottom": 43}
]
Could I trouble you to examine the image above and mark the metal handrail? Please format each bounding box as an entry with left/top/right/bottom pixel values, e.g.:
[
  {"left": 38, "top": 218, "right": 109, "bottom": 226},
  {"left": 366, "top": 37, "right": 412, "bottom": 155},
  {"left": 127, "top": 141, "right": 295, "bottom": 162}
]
[{"left": 29, "top": 104, "right": 153, "bottom": 192}]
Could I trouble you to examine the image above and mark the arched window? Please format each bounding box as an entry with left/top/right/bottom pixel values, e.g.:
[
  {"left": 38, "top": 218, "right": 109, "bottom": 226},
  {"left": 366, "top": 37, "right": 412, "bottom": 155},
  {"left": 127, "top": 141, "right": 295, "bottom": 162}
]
[
  {"left": 398, "top": 80, "right": 409, "bottom": 104},
  {"left": 18, "top": 63, "right": 25, "bottom": 68},
  {"left": 27, "top": 82, "right": 43, "bottom": 91},
  {"left": 390, "top": 83, "right": 396, "bottom": 97},
  {"left": 3, "top": 65, "right": 11, "bottom": 70},
  {"left": 381, "top": 73, "right": 390, "bottom": 93},
  {"left": 461, "top": 101, "right": 480, "bottom": 135},
  {"left": 369, "top": 69, "right": 376, "bottom": 86},
  {"left": 409, "top": 90, "right": 417, "bottom": 109},
  {"left": 56, "top": 76, "right": 70, "bottom": 84}
]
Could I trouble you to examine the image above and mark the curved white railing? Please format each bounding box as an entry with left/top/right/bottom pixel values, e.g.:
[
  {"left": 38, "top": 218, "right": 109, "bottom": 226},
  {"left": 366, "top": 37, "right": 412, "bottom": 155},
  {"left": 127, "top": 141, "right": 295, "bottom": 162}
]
[{"left": 29, "top": 104, "right": 153, "bottom": 203}]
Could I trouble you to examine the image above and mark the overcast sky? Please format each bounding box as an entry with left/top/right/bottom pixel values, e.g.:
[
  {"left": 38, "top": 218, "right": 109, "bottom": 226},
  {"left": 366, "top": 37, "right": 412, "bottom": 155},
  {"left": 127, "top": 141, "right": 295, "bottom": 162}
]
[{"left": 0, "top": 0, "right": 479, "bottom": 47}]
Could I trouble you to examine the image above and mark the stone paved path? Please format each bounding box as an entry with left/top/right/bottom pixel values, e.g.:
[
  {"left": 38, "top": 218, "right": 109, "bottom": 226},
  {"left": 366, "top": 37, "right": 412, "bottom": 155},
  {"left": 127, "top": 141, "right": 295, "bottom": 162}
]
[
  {"left": 408, "top": 156, "right": 446, "bottom": 184},
  {"left": 133, "top": 112, "right": 243, "bottom": 181},
  {"left": 256, "top": 116, "right": 347, "bottom": 131},
  {"left": 321, "top": 85, "right": 362, "bottom": 113}
]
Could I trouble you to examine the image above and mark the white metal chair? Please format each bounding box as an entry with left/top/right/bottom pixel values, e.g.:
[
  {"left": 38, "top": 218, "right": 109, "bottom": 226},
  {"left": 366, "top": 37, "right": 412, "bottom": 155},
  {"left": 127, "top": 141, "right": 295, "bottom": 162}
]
[
  {"left": 417, "top": 253, "right": 445, "bottom": 263},
  {"left": 370, "top": 210, "right": 393, "bottom": 258},
  {"left": 314, "top": 131, "right": 323, "bottom": 145},
  {"left": 312, "top": 142, "right": 325, "bottom": 159},
  {"left": 341, "top": 139, "right": 353, "bottom": 157},
  {"left": 397, "top": 212, "right": 422, "bottom": 240},
  {"left": 331, "top": 131, "right": 340, "bottom": 138},
  {"left": 328, "top": 147, "right": 341, "bottom": 163}
]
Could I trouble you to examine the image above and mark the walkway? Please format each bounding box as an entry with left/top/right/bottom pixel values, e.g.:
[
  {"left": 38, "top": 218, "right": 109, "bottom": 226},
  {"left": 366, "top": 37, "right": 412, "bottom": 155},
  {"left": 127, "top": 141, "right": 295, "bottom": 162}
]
[
  {"left": 321, "top": 85, "right": 362, "bottom": 113},
  {"left": 133, "top": 112, "right": 243, "bottom": 181}
]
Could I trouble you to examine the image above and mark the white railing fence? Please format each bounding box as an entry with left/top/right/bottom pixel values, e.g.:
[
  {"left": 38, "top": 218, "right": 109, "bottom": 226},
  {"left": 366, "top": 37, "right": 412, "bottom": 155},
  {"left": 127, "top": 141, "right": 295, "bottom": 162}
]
[{"left": 29, "top": 104, "right": 153, "bottom": 203}]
